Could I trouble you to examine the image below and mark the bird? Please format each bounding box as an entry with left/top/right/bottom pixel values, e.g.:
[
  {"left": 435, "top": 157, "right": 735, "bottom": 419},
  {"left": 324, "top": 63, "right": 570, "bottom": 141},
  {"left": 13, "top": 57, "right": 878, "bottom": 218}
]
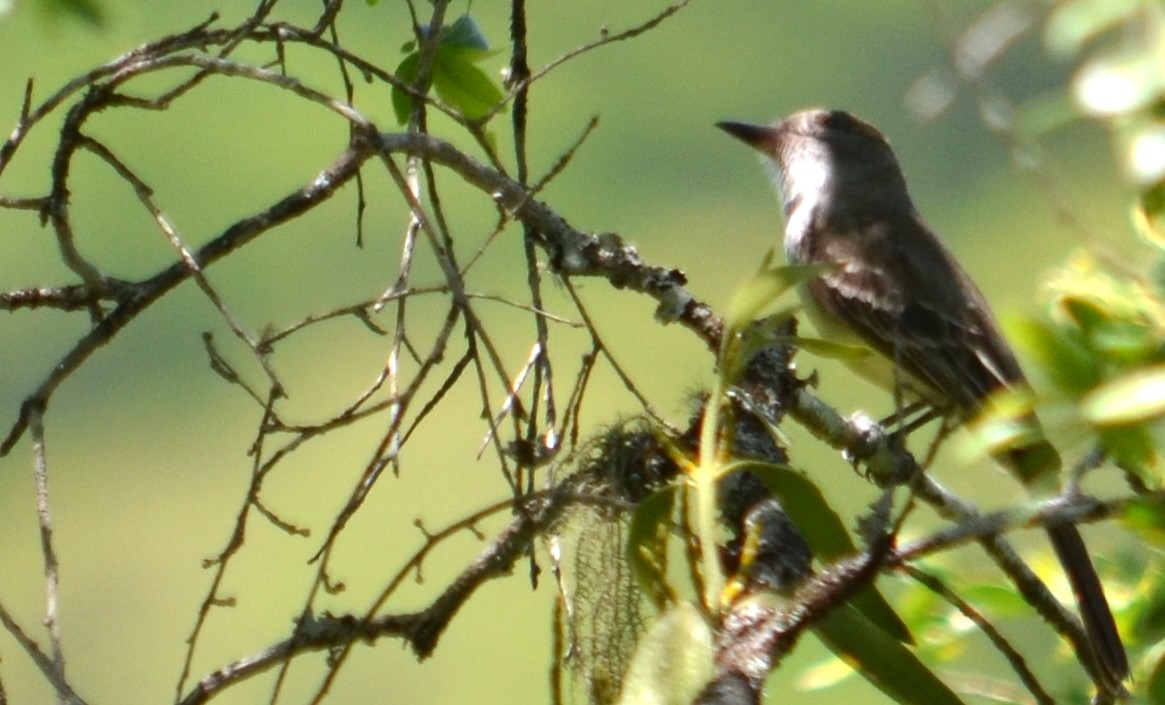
[{"left": 717, "top": 108, "right": 1128, "bottom": 687}]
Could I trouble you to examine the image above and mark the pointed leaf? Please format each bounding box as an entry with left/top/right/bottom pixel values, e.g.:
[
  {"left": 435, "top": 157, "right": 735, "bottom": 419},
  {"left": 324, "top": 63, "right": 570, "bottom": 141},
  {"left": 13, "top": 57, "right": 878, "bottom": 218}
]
[
  {"left": 725, "top": 263, "right": 831, "bottom": 331},
  {"left": 815, "top": 604, "right": 966, "bottom": 705},
  {"left": 728, "top": 462, "right": 913, "bottom": 643},
  {"left": 785, "top": 335, "right": 873, "bottom": 361},
  {"left": 433, "top": 48, "right": 504, "bottom": 120},
  {"left": 732, "top": 462, "right": 851, "bottom": 558},
  {"left": 1008, "top": 316, "right": 1102, "bottom": 394},
  {"left": 391, "top": 53, "right": 420, "bottom": 125},
  {"left": 1098, "top": 424, "right": 1158, "bottom": 477}
]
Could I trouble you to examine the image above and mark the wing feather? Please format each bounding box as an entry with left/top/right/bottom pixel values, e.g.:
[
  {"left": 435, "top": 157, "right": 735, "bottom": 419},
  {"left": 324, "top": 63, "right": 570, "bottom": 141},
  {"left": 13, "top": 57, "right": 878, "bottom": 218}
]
[{"left": 799, "top": 213, "right": 1024, "bottom": 416}]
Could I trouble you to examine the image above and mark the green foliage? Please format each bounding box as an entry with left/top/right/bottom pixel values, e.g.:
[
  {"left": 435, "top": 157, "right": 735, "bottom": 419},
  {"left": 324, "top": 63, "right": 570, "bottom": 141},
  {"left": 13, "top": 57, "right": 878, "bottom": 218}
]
[
  {"left": 1009, "top": 17, "right": 1165, "bottom": 472},
  {"left": 722, "top": 256, "right": 818, "bottom": 330},
  {"left": 1012, "top": 251, "right": 1165, "bottom": 478},
  {"left": 814, "top": 605, "right": 967, "bottom": 705},
  {"left": 391, "top": 14, "right": 504, "bottom": 125},
  {"left": 614, "top": 601, "right": 714, "bottom": 705},
  {"left": 626, "top": 485, "right": 678, "bottom": 609},
  {"left": 726, "top": 461, "right": 912, "bottom": 643},
  {"left": 1121, "top": 496, "right": 1165, "bottom": 547},
  {"left": 23, "top": 0, "right": 103, "bottom": 25}
]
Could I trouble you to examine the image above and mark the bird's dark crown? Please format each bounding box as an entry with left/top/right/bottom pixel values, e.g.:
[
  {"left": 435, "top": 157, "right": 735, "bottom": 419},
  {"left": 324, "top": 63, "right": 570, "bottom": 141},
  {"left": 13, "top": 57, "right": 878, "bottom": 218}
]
[{"left": 782, "top": 109, "right": 891, "bottom": 151}]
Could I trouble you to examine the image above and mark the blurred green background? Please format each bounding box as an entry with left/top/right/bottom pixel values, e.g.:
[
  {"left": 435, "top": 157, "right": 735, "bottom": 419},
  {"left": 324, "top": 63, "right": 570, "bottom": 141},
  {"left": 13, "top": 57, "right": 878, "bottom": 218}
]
[{"left": 0, "top": 1, "right": 1137, "bottom": 704}]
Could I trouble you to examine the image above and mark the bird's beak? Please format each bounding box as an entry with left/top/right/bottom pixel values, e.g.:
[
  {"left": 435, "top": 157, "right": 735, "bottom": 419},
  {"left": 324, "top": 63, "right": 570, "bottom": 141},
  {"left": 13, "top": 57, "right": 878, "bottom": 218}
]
[{"left": 716, "top": 120, "right": 777, "bottom": 150}]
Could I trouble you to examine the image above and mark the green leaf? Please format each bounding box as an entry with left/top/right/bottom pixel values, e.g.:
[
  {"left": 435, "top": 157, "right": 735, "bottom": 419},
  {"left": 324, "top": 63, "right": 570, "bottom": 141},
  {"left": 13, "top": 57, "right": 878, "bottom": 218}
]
[
  {"left": 1098, "top": 424, "right": 1158, "bottom": 477},
  {"left": 1121, "top": 497, "right": 1165, "bottom": 546},
  {"left": 1008, "top": 316, "right": 1102, "bottom": 394},
  {"left": 959, "top": 584, "right": 1031, "bottom": 617},
  {"left": 433, "top": 48, "right": 504, "bottom": 120},
  {"left": 729, "top": 462, "right": 913, "bottom": 644},
  {"left": 1060, "top": 295, "right": 1112, "bottom": 335},
  {"left": 391, "top": 53, "right": 420, "bottom": 125},
  {"left": 1149, "top": 648, "right": 1165, "bottom": 705},
  {"left": 724, "top": 263, "right": 829, "bottom": 331},
  {"left": 626, "top": 485, "right": 678, "bottom": 608},
  {"left": 1081, "top": 364, "right": 1165, "bottom": 425},
  {"left": 616, "top": 601, "right": 714, "bottom": 705},
  {"left": 1133, "top": 572, "right": 1165, "bottom": 643},
  {"left": 1045, "top": 0, "right": 1141, "bottom": 57},
  {"left": 36, "top": 0, "right": 103, "bottom": 25},
  {"left": 1135, "top": 180, "right": 1165, "bottom": 252},
  {"left": 440, "top": 14, "right": 491, "bottom": 52},
  {"left": 1090, "top": 319, "right": 1160, "bottom": 365},
  {"left": 785, "top": 335, "right": 873, "bottom": 361},
  {"left": 815, "top": 604, "right": 967, "bottom": 705},
  {"left": 733, "top": 462, "right": 851, "bottom": 558}
]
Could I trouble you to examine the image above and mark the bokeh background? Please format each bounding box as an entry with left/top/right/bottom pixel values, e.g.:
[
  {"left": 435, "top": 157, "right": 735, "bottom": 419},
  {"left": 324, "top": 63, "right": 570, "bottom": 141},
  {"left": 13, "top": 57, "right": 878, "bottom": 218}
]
[{"left": 0, "top": 1, "right": 1138, "bottom": 704}]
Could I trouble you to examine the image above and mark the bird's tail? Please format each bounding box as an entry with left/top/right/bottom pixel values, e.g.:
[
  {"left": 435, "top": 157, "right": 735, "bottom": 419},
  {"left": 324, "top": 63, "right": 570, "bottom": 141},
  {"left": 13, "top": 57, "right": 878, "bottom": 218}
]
[{"left": 1046, "top": 523, "right": 1129, "bottom": 689}]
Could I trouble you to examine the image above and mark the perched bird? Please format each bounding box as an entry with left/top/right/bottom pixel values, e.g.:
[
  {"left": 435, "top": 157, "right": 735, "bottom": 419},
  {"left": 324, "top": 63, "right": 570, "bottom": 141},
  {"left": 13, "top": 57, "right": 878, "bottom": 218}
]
[{"left": 718, "top": 108, "right": 1128, "bottom": 686}]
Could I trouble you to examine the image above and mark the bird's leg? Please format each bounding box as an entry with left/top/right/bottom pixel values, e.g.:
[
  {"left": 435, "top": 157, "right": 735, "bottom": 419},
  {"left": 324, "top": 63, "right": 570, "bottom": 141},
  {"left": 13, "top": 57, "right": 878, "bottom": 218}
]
[{"left": 879, "top": 400, "right": 934, "bottom": 436}]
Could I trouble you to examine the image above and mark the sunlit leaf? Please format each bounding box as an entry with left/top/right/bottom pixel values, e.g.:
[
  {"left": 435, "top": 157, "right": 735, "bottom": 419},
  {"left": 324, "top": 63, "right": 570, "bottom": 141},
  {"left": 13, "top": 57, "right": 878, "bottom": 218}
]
[
  {"left": 798, "top": 654, "right": 856, "bottom": 690},
  {"left": 1125, "top": 124, "right": 1165, "bottom": 185},
  {"left": 1060, "top": 295, "right": 1111, "bottom": 335},
  {"left": 962, "top": 388, "right": 1052, "bottom": 474},
  {"left": 725, "top": 263, "right": 831, "bottom": 331},
  {"left": 1121, "top": 497, "right": 1165, "bottom": 546},
  {"left": 1089, "top": 319, "right": 1160, "bottom": 365},
  {"left": 1072, "top": 49, "right": 1162, "bottom": 118},
  {"left": 626, "top": 485, "right": 678, "bottom": 608},
  {"left": 1044, "top": 0, "right": 1142, "bottom": 57},
  {"left": 1136, "top": 180, "right": 1165, "bottom": 252},
  {"left": 1008, "top": 316, "right": 1102, "bottom": 394},
  {"left": 788, "top": 335, "right": 873, "bottom": 361},
  {"left": 1081, "top": 364, "right": 1165, "bottom": 425},
  {"left": 615, "top": 601, "right": 714, "bottom": 705},
  {"left": 815, "top": 605, "right": 966, "bottom": 705},
  {"left": 1098, "top": 424, "right": 1158, "bottom": 477}
]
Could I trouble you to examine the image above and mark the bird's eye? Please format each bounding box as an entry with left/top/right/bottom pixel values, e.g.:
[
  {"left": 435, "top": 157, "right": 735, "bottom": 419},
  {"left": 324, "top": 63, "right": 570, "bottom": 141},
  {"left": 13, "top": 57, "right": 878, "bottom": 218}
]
[
  {"left": 824, "top": 110, "right": 882, "bottom": 142},
  {"left": 823, "top": 111, "right": 853, "bottom": 129}
]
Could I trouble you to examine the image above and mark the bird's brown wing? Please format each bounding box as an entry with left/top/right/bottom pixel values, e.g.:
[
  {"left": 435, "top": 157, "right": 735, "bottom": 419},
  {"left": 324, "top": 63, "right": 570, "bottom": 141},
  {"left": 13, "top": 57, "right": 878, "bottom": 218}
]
[{"left": 802, "top": 213, "right": 1025, "bottom": 416}]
